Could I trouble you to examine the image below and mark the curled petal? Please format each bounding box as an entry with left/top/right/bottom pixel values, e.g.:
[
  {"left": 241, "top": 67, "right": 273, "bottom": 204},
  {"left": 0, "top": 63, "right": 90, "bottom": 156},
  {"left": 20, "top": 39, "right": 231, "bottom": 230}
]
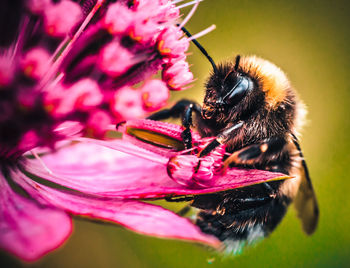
[
  {"left": 0, "top": 173, "right": 72, "bottom": 262},
  {"left": 16, "top": 130, "right": 41, "bottom": 154},
  {"left": 53, "top": 121, "right": 84, "bottom": 138},
  {"left": 120, "top": 119, "right": 201, "bottom": 156}
]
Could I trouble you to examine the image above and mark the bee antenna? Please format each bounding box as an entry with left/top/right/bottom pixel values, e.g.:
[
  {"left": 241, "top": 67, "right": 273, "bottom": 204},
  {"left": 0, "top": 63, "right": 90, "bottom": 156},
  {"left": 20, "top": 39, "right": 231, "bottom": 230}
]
[
  {"left": 179, "top": 25, "right": 218, "bottom": 74},
  {"left": 234, "top": 55, "right": 241, "bottom": 71}
]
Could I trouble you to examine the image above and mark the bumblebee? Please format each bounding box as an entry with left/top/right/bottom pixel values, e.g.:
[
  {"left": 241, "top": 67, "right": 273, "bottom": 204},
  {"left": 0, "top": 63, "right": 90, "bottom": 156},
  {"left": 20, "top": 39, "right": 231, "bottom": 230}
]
[{"left": 148, "top": 27, "right": 319, "bottom": 253}]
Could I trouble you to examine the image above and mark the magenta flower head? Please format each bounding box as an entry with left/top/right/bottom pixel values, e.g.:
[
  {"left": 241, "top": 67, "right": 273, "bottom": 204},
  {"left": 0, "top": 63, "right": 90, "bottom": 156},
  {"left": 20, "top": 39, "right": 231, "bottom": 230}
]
[
  {"left": 0, "top": 0, "right": 211, "bottom": 261},
  {"left": 0, "top": 0, "right": 289, "bottom": 262}
]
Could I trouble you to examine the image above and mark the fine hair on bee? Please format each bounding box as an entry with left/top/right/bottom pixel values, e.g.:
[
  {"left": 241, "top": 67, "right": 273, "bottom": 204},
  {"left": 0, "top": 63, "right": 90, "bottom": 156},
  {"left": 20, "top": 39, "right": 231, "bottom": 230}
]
[{"left": 148, "top": 26, "right": 319, "bottom": 254}]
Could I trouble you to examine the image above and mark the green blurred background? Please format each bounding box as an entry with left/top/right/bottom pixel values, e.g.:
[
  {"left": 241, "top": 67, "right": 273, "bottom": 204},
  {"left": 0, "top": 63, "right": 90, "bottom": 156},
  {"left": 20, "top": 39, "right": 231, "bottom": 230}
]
[{"left": 2, "top": 0, "right": 350, "bottom": 267}]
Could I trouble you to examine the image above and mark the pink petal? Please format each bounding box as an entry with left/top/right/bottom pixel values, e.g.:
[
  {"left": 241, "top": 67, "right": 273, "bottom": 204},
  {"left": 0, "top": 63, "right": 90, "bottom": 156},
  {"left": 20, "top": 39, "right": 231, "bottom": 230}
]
[
  {"left": 24, "top": 140, "right": 288, "bottom": 199},
  {"left": 12, "top": 170, "right": 220, "bottom": 248},
  {"left": 0, "top": 173, "right": 72, "bottom": 262}
]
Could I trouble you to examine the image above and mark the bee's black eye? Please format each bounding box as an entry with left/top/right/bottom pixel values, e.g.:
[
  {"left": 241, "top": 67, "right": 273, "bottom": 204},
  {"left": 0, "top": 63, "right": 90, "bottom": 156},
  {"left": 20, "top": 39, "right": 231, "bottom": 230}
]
[{"left": 222, "top": 75, "right": 254, "bottom": 105}]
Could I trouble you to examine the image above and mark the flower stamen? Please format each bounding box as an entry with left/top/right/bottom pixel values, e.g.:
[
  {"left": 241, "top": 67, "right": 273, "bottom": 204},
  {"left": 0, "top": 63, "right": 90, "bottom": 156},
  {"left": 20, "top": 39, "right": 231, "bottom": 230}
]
[
  {"left": 177, "top": 0, "right": 203, "bottom": 9},
  {"left": 178, "top": 0, "right": 200, "bottom": 28},
  {"left": 40, "top": 0, "right": 106, "bottom": 89},
  {"left": 30, "top": 150, "right": 53, "bottom": 175},
  {"left": 172, "top": 0, "right": 187, "bottom": 4},
  {"left": 187, "top": 24, "right": 216, "bottom": 41}
]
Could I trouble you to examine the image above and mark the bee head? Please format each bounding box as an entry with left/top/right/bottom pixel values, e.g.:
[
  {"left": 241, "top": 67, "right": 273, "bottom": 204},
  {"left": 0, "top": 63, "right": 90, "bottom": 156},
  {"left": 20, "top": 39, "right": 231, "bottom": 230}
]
[
  {"left": 203, "top": 55, "right": 261, "bottom": 122},
  {"left": 203, "top": 55, "right": 299, "bottom": 127}
]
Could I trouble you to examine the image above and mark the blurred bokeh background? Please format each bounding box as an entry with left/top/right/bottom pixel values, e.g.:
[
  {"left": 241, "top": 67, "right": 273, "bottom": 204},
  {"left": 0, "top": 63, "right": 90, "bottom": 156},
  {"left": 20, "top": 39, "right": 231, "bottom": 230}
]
[{"left": 2, "top": 0, "right": 350, "bottom": 267}]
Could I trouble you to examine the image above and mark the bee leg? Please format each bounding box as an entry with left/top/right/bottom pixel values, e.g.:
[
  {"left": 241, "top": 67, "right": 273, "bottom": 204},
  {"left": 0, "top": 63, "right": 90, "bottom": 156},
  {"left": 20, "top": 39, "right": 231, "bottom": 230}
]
[
  {"left": 181, "top": 103, "right": 202, "bottom": 149},
  {"left": 176, "top": 205, "right": 192, "bottom": 216},
  {"left": 147, "top": 99, "right": 200, "bottom": 120},
  {"left": 165, "top": 195, "right": 194, "bottom": 202},
  {"left": 198, "top": 121, "right": 244, "bottom": 157},
  {"left": 222, "top": 137, "right": 288, "bottom": 171},
  {"left": 216, "top": 195, "right": 275, "bottom": 214},
  {"left": 148, "top": 99, "right": 201, "bottom": 149}
]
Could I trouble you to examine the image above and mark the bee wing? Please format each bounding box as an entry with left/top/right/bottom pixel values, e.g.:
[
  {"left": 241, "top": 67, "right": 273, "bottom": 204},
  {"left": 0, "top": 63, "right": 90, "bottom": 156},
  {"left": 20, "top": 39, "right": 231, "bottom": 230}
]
[
  {"left": 292, "top": 135, "right": 319, "bottom": 235},
  {"left": 294, "top": 166, "right": 319, "bottom": 235}
]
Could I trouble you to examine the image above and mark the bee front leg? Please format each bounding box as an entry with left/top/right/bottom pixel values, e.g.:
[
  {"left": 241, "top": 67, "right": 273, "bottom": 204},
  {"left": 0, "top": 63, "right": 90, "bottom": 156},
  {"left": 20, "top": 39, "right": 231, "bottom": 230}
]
[
  {"left": 147, "top": 99, "right": 201, "bottom": 149},
  {"left": 222, "top": 137, "right": 288, "bottom": 173},
  {"left": 198, "top": 121, "right": 244, "bottom": 157}
]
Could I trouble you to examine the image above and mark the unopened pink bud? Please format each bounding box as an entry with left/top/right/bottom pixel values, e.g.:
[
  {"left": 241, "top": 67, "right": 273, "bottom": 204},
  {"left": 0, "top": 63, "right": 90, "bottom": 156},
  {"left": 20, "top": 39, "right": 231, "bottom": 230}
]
[
  {"left": 70, "top": 79, "right": 103, "bottom": 111},
  {"left": 167, "top": 155, "right": 215, "bottom": 188},
  {"left": 163, "top": 60, "right": 193, "bottom": 90},
  {"left": 157, "top": 27, "right": 189, "bottom": 57},
  {"left": 86, "top": 110, "right": 112, "bottom": 138},
  {"left": 167, "top": 155, "right": 198, "bottom": 187},
  {"left": 43, "top": 0, "right": 82, "bottom": 37},
  {"left": 111, "top": 87, "right": 146, "bottom": 120},
  {"left": 129, "top": 20, "right": 158, "bottom": 44},
  {"left": 21, "top": 47, "right": 50, "bottom": 80},
  {"left": 102, "top": 3, "right": 134, "bottom": 34},
  {"left": 193, "top": 157, "right": 215, "bottom": 187},
  {"left": 98, "top": 41, "right": 134, "bottom": 77},
  {"left": 141, "top": 79, "right": 169, "bottom": 111},
  {"left": 44, "top": 78, "right": 103, "bottom": 117}
]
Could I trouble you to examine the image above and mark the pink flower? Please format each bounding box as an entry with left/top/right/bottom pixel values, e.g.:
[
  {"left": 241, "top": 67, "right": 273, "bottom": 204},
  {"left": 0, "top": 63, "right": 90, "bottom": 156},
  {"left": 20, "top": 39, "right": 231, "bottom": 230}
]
[
  {"left": 1, "top": 0, "right": 194, "bottom": 150},
  {"left": 0, "top": 0, "right": 282, "bottom": 263},
  {"left": 0, "top": 0, "right": 201, "bottom": 261},
  {"left": 1, "top": 116, "right": 289, "bottom": 261}
]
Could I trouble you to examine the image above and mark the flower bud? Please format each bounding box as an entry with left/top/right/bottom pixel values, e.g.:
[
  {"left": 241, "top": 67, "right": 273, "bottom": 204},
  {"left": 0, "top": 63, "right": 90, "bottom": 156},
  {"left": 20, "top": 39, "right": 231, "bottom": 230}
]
[
  {"left": 141, "top": 79, "right": 169, "bottom": 111},
  {"left": 43, "top": 1, "right": 83, "bottom": 37},
  {"left": 167, "top": 155, "right": 215, "bottom": 188}
]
